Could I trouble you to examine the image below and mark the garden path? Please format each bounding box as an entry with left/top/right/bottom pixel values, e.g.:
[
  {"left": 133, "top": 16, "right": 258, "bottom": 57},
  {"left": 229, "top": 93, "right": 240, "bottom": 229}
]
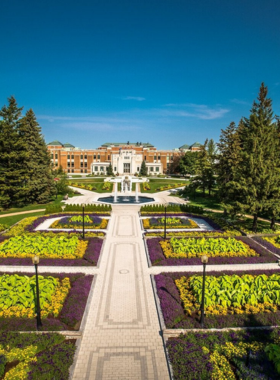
[{"left": 72, "top": 205, "right": 170, "bottom": 380}]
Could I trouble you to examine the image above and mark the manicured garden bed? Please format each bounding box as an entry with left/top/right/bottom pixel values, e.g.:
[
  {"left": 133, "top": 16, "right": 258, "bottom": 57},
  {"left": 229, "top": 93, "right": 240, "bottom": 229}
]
[
  {"left": 0, "top": 235, "right": 103, "bottom": 266},
  {"left": 0, "top": 272, "right": 93, "bottom": 331},
  {"left": 142, "top": 216, "right": 199, "bottom": 229},
  {"left": 147, "top": 236, "right": 277, "bottom": 266},
  {"left": 50, "top": 215, "right": 108, "bottom": 229},
  {"left": 253, "top": 236, "right": 280, "bottom": 257},
  {"left": 155, "top": 269, "right": 280, "bottom": 329},
  {"left": 0, "top": 332, "right": 76, "bottom": 379},
  {"left": 167, "top": 328, "right": 280, "bottom": 380}
]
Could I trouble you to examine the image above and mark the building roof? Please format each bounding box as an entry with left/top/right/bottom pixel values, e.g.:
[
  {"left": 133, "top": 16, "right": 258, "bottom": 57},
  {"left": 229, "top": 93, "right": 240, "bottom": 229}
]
[
  {"left": 47, "top": 140, "right": 64, "bottom": 146},
  {"left": 101, "top": 142, "right": 154, "bottom": 148},
  {"left": 63, "top": 142, "right": 75, "bottom": 148},
  {"left": 179, "top": 144, "right": 190, "bottom": 150},
  {"left": 189, "top": 142, "right": 202, "bottom": 148}
]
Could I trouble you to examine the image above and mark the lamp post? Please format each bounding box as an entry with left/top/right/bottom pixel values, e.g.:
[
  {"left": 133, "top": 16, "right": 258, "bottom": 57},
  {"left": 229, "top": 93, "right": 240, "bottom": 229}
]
[
  {"left": 164, "top": 203, "right": 168, "bottom": 240},
  {"left": 81, "top": 203, "right": 85, "bottom": 239},
  {"left": 32, "top": 255, "right": 43, "bottom": 330},
  {"left": 200, "top": 254, "right": 208, "bottom": 328}
]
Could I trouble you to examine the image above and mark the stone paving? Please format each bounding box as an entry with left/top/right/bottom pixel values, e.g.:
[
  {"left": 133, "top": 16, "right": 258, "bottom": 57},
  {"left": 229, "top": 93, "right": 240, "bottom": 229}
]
[{"left": 71, "top": 205, "right": 170, "bottom": 380}]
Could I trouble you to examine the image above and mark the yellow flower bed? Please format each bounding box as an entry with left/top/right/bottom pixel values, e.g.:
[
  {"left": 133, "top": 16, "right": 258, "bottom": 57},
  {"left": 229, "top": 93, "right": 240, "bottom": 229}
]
[
  {"left": 0, "top": 277, "right": 71, "bottom": 319},
  {"left": 160, "top": 238, "right": 258, "bottom": 259},
  {"left": 0, "top": 345, "right": 38, "bottom": 380},
  {"left": 208, "top": 341, "right": 264, "bottom": 379},
  {"left": 263, "top": 236, "right": 280, "bottom": 248},
  {"left": 175, "top": 276, "right": 279, "bottom": 316},
  {"left": 0, "top": 236, "right": 88, "bottom": 259}
]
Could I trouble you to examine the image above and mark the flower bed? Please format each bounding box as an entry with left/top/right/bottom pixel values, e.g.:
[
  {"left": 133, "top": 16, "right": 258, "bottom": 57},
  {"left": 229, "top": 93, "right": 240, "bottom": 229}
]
[
  {"left": 167, "top": 328, "right": 280, "bottom": 380},
  {"left": 0, "top": 237, "right": 103, "bottom": 266},
  {"left": 0, "top": 274, "right": 70, "bottom": 319},
  {"left": 143, "top": 217, "right": 199, "bottom": 229},
  {"left": 0, "top": 272, "right": 93, "bottom": 331},
  {"left": 50, "top": 215, "right": 108, "bottom": 229},
  {"left": 0, "top": 332, "right": 76, "bottom": 379},
  {"left": 147, "top": 237, "right": 276, "bottom": 266},
  {"left": 154, "top": 269, "right": 280, "bottom": 329},
  {"left": 0, "top": 234, "right": 88, "bottom": 259},
  {"left": 253, "top": 236, "right": 280, "bottom": 257}
]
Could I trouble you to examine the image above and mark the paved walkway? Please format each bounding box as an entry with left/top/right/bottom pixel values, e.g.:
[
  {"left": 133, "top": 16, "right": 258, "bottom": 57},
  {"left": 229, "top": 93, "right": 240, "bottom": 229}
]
[{"left": 72, "top": 205, "right": 170, "bottom": 380}]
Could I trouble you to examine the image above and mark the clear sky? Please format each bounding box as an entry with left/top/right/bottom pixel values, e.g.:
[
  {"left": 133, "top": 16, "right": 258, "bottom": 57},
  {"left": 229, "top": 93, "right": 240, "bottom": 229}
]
[{"left": 1, "top": 0, "right": 280, "bottom": 149}]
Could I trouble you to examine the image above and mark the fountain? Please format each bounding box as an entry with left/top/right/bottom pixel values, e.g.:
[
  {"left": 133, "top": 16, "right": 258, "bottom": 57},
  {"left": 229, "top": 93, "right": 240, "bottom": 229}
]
[{"left": 98, "top": 175, "right": 154, "bottom": 204}]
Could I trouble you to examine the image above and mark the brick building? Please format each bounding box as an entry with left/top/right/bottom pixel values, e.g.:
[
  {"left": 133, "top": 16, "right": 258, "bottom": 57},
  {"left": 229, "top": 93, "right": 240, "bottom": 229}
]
[{"left": 47, "top": 141, "right": 201, "bottom": 175}]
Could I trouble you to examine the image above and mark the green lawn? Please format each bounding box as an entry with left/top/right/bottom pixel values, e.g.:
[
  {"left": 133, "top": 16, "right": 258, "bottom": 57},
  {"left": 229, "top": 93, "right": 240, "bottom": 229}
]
[
  {"left": 141, "top": 179, "right": 188, "bottom": 193},
  {"left": 69, "top": 182, "right": 113, "bottom": 193},
  {"left": 0, "top": 211, "right": 45, "bottom": 227}
]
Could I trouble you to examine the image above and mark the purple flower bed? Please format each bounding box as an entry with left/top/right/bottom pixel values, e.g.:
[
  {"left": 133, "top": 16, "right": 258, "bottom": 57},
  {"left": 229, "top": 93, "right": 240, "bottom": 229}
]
[
  {"left": 253, "top": 236, "right": 280, "bottom": 257},
  {"left": 167, "top": 329, "right": 280, "bottom": 380},
  {"left": 0, "top": 237, "right": 103, "bottom": 266},
  {"left": 0, "top": 272, "right": 94, "bottom": 331},
  {"left": 155, "top": 269, "right": 280, "bottom": 329},
  {"left": 146, "top": 236, "right": 277, "bottom": 266}
]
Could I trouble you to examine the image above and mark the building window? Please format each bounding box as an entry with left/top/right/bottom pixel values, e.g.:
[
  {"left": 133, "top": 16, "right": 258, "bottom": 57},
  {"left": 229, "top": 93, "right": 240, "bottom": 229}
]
[
  {"left": 81, "top": 169, "right": 83, "bottom": 173},
  {"left": 98, "top": 155, "right": 100, "bottom": 160},
  {"left": 156, "top": 167, "right": 159, "bottom": 172},
  {"left": 158, "top": 156, "right": 160, "bottom": 160},
  {"left": 68, "top": 169, "right": 70, "bottom": 173},
  {"left": 85, "top": 169, "right": 87, "bottom": 173},
  {"left": 85, "top": 163, "right": 87, "bottom": 167},
  {"left": 114, "top": 167, "right": 117, "bottom": 171},
  {"left": 55, "top": 154, "right": 58, "bottom": 159},
  {"left": 108, "top": 155, "right": 110, "bottom": 160},
  {"left": 100, "top": 166, "right": 104, "bottom": 171},
  {"left": 150, "top": 167, "right": 154, "bottom": 172},
  {"left": 81, "top": 163, "right": 83, "bottom": 167},
  {"left": 94, "top": 155, "right": 96, "bottom": 159},
  {"left": 144, "top": 156, "right": 146, "bottom": 160},
  {"left": 154, "top": 156, "right": 156, "bottom": 160},
  {"left": 84, "top": 155, "right": 87, "bottom": 159},
  {"left": 67, "top": 163, "right": 70, "bottom": 167},
  {"left": 80, "top": 155, "right": 83, "bottom": 159},
  {"left": 72, "top": 169, "right": 74, "bottom": 173},
  {"left": 55, "top": 163, "right": 58, "bottom": 166},
  {"left": 95, "top": 166, "right": 98, "bottom": 171},
  {"left": 71, "top": 163, "right": 74, "bottom": 167},
  {"left": 71, "top": 155, "right": 74, "bottom": 159},
  {"left": 137, "top": 167, "right": 139, "bottom": 171},
  {"left": 67, "top": 155, "right": 70, "bottom": 159}
]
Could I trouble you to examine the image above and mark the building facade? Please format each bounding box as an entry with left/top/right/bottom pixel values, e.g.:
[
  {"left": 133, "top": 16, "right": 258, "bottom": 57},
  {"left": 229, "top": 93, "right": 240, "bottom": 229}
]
[{"left": 47, "top": 141, "right": 201, "bottom": 175}]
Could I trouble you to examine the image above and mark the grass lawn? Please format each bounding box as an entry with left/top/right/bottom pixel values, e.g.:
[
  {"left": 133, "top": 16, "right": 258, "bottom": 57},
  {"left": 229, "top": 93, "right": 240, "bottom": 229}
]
[
  {"left": 0, "top": 211, "right": 45, "bottom": 227},
  {"left": 0, "top": 195, "right": 71, "bottom": 216},
  {"left": 141, "top": 179, "right": 188, "bottom": 193}
]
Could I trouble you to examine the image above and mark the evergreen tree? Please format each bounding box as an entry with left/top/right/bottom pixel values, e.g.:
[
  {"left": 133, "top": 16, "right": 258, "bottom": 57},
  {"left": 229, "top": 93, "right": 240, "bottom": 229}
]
[
  {"left": 139, "top": 160, "right": 148, "bottom": 176},
  {"left": 216, "top": 122, "right": 242, "bottom": 215},
  {"left": 229, "top": 83, "right": 278, "bottom": 231},
  {"left": 106, "top": 163, "right": 114, "bottom": 176},
  {"left": 0, "top": 97, "right": 26, "bottom": 208},
  {"left": 179, "top": 151, "right": 199, "bottom": 176},
  {"left": 18, "top": 109, "right": 55, "bottom": 204}
]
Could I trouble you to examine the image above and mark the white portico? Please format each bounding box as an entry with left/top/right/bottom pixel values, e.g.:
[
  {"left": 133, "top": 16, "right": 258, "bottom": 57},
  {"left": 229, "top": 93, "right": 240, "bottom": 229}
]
[{"left": 111, "top": 148, "right": 142, "bottom": 175}]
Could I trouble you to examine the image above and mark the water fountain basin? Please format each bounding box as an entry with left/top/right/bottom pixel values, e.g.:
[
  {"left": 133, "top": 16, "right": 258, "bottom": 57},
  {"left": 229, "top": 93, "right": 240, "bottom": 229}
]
[{"left": 97, "top": 196, "right": 155, "bottom": 204}]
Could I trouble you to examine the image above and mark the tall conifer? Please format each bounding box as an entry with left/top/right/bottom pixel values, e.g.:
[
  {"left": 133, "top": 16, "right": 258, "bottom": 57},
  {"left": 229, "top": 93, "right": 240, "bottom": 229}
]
[{"left": 0, "top": 97, "right": 26, "bottom": 208}]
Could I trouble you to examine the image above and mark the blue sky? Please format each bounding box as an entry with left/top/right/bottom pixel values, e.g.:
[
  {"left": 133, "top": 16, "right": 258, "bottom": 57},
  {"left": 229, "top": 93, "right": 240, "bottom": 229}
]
[{"left": 1, "top": 0, "right": 279, "bottom": 149}]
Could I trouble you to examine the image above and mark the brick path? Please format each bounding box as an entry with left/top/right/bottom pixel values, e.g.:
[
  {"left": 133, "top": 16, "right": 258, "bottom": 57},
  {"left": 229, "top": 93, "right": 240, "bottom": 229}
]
[{"left": 71, "top": 205, "right": 170, "bottom": 380}]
